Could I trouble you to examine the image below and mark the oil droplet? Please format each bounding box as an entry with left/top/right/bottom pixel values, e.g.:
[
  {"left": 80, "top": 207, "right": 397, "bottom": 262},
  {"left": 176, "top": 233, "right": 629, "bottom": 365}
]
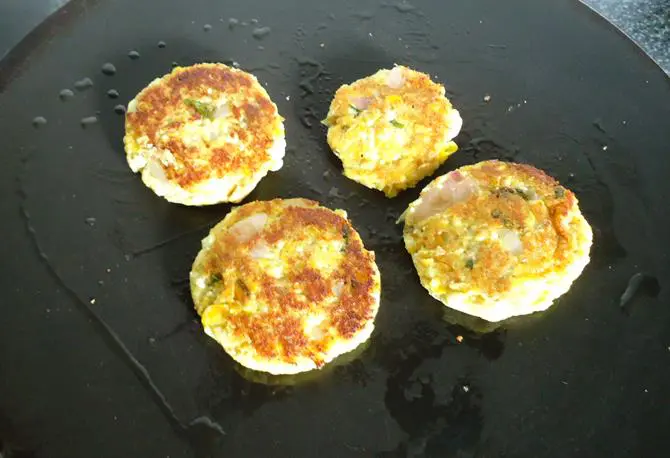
[
  {"left": 203, "top": 24, "right": 212, "bottom": 31},
  {"left": 157, "top": 41, "right": 167, "bottom": 48},
  {"left": 299, "top": 81, "right": 314, "bottom": 95},
  {"left": 114, "top": 104, "right": 126, "bottom": 115},
  {"left": 32, "top": 116, "right": 47, "bottom": 128},
  {"left": 107, "top": 89, "right": 120, "bottom": 99},
  {"left": 328, "top": 187, "right": 344, "bottom": 198},
  {"left": 228, "top": 18, "right": 239, "bottom": 29},
  {"left": 352, "top": 11, "right": 374, "bottom": 20},
  {"left": 394, "top": 1, "right": 416, "bottom": 13},
  {"left": 85, "top": 217, "right": 97, "bottom": 226},
  {"left": 299, "top": 107, "right": 319, "bottom": 128},
  {"left": 74, "top": 77, "right": 94, "bottom": 91},
  {"left": 252, "top": 26, "right": 271, "bottom": 40},
  {"left": 81, "top": 116, "right": 98, "bottom": 128},
  {"left": 593, "top": 119, "right": 607, "bottom": 133},
  {"left": 101, "top": 63, "right": 117, "bottom": 76},
  {"left": 620, "top": 272, "right": 661, "bottom": 313},
  {"left": 128, "top": 50, "right": 140, "bottom": 60},
  {"left": 59, "top": 89, "right": 74, "bottom": 101},
  {"left": 172, "top": 61, "right": 179, "bottom": 67}
]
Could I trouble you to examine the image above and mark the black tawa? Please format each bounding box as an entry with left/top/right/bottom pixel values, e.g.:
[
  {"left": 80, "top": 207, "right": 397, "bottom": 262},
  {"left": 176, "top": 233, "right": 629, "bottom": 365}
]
[{"left": 1, "top": 0, "right": 669, "bottom": 457}]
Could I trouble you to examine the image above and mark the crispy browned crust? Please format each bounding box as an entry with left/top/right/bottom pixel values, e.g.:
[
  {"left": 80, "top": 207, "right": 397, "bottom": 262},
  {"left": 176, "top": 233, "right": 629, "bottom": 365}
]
[
  {"left": 197, "top": 199, "right": 379, "bottom": 367},
  {"left": 405, "top": 160, "right": 589, "bottom": 297},
  {"left": 124, "top": 63, "right": 279, "bottom": 189}
]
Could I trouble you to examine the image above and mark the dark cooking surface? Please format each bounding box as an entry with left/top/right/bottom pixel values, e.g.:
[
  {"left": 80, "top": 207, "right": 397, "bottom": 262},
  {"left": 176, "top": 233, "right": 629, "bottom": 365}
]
[
  {"left": 1, "top": 0, "right": 670, "bottom": 457},
  {"left": 3, "top": 0, "right": 670, "bottom": 75}
]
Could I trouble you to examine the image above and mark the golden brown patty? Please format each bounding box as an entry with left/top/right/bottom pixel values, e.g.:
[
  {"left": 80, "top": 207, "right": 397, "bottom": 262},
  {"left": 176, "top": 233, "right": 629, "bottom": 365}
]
[
  {"left": 402, "top": 160, "right": 593, "bottom": 322},
  {"left": 124, "top": 63, "right": 285, "bottom": 205},
  {"left": 190, "top": 198, "right": 381, "bottom": 374},
  {"left": 324, "top": 65, "right": 462, "bottom": 197}
]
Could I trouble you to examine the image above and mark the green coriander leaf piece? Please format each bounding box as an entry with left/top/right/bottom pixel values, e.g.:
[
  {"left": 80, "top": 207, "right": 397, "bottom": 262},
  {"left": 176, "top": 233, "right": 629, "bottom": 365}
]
[
  {"left": 208, "top": 273, "right": 223, "bottom": 286},
  {"left": 184, "top": 98, "right": 215, "bottom": 119}
]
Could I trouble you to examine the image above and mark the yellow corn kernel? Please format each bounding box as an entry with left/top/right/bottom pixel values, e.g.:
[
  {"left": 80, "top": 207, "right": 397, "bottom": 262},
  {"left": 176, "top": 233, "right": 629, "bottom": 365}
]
[
  {"left": 202, "top": 304, "right": 229, "bottom": 327},
  {"left": 386, "top": 94, "right": 403, "bottom": 104}
]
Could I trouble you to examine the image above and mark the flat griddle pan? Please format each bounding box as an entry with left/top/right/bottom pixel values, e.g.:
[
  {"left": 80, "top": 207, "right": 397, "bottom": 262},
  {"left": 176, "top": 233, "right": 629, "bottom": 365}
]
[{"left": 1, "top": 0, "right": 669, "bottom": 457}]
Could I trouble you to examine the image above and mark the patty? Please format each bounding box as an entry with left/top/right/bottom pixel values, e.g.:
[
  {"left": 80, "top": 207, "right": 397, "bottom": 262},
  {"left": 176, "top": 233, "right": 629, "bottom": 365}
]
[
  {"left": 190, "top": 198, "right": 381, "bottom": 374},
  {"left": 401, "top": 160, "right": 593, "bottom": 322},
  {"left": 324, "top": 65, "right": 462, "bottom": 197},
  {"left": 124, "top": 63, "right": 285, "bottom": 206}
]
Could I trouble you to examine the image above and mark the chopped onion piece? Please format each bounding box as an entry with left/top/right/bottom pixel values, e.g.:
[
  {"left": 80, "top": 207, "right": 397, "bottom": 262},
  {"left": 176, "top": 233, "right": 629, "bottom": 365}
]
[
  {"left": 350, "top": 96, "right": 372, "bottom": 110},
  {"left": 410, "top": 172, "right": 479, "bottom": 222},
  {"left": 249, "top": 241, "right": 273, "bottom": 259},
  {"left": 332, "top": 280, "right": 344, "bottom": 299},
  {"left": 386, "top": 66, "right": 405, "bottom": 89},
  {"left": 214, "top": 102, "right": 230, "bottom": 119},
  {"left": 146, "top": 158, "right": 168, "bottom": 183},
  {"left": 229, "top": 213, "right": 268, "bottom": 243},
  {"left": 499, "top": 229, "right": 523, "bottom": 255},
  {"left": 208, "top": 127, "right": 222, "bottom": 141}
]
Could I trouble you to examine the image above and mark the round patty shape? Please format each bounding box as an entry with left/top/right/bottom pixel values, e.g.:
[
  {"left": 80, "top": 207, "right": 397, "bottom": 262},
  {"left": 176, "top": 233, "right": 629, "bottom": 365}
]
[
  {"left": 124, "top": 63, "right": 285, "bottom": 206},
  {"left": 402, "top": 160, "right": 593, "bottom": 322},
  {"left": 324, "top": 65, "right": 462, "bottom": 197},
  {"left": 190, "top": 198, "right": 381, "bottom": 375}
]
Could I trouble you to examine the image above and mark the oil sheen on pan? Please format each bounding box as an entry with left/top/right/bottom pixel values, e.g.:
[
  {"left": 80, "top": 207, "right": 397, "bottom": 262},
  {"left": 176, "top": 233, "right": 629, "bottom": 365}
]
[{"left": 1, "top": 0, "right": 669, "bottom": 457}]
